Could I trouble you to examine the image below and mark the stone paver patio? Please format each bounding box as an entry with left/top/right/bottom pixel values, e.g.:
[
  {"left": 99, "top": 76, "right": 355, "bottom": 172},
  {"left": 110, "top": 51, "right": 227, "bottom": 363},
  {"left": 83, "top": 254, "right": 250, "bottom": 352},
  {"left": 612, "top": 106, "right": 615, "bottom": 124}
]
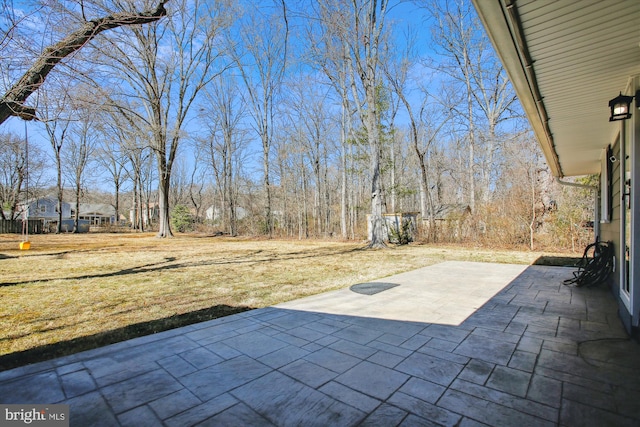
[{"left": 1, "top": 261, "right": 640, "bottom": 426}]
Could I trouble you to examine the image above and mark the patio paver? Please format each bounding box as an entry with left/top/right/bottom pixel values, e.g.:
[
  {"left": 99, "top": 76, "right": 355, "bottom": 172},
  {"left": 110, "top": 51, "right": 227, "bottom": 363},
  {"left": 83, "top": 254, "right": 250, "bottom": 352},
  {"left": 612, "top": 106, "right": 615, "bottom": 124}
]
[{"left": 1, "top": 261, "right": 640, "bottom": 426}]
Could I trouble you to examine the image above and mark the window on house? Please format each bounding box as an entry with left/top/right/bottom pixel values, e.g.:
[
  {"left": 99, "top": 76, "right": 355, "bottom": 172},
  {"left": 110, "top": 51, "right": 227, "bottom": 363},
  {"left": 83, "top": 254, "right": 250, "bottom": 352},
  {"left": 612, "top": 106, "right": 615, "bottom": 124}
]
[{"left": 39, "top": 206, "right": 46, "bottom": 214}]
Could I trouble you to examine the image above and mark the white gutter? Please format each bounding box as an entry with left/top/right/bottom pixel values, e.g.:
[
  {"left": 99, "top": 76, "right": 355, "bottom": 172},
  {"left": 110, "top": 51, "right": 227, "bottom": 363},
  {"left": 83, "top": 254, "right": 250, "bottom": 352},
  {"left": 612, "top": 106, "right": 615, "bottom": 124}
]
[{"left": 471, "top": 0, "right": 563, "bottom": 177}]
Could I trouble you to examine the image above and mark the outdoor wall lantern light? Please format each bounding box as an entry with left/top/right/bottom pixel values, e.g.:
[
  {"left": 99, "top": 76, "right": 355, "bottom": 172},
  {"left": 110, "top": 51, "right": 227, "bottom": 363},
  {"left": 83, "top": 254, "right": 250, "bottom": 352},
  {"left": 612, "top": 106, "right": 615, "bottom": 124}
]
[{"left": 609, "top": 91, "right": 640, "bottom": 121}]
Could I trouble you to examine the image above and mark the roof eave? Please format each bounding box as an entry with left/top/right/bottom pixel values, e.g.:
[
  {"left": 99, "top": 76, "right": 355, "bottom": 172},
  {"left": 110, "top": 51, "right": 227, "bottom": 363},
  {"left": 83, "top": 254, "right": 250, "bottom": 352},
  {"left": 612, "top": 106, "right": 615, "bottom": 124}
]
[{"left": 471, "top": 0, "right": 563, "bottom": 177}]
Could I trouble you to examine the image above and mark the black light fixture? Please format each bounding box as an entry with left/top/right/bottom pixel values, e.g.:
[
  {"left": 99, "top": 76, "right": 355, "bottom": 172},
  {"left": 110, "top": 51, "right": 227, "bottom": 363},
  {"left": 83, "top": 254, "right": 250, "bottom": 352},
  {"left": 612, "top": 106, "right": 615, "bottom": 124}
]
[{"left": 609, "top": 91, "right": 640, "bottom": 121}]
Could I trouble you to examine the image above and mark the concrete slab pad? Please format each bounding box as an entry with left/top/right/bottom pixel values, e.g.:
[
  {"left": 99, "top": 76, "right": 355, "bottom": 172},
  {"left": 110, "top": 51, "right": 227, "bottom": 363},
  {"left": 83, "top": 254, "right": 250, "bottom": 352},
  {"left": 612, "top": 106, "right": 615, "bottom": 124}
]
[{"left": 276, "top": 261, "right": 527, "bottom": 324}]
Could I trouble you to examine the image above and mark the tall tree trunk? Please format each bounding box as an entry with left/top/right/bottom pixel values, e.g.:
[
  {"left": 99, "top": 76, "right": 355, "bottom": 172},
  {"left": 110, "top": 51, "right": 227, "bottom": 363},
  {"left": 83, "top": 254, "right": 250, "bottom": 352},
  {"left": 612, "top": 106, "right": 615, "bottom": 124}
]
[
  {"left": 340, "top": 103, "right": 348, "bottom": 239},
  {"left": 263, "top": 131, "right": 273, "bottom": 237},
  {"left": 56, "top": 161, "right": 63, "bottom": 234},
  {"left": 301, "top": 151, "right": 309, "bottom": 239},
  {"left": 529, "top": 169, "right": 536, "bottom": 250},
  {"left": 157, "top": 171, "right": 172, "bottom": 237},
  {"left": 114, "top": 181, "right": 120, "bottom": 226},
  {"left": 227, "top": 150, "right": 237, "bottom": 236},
  {"left": 390, "top": 133, "right": 396, "bottom": 213},
  {"left": 367, "top": 85, "right": 385, "bottom": 248},
  {"left": 74, "top": 178, "right": 81, "bottom": 232},
  {"left": 132, "top": 177, "right": 138, "bottom": 231},
  {"left": 467, "top": 85, "right": 476, "bottom": 212},
  {"left": 323, "top": 145, "right": 331, "bottom": 236}
]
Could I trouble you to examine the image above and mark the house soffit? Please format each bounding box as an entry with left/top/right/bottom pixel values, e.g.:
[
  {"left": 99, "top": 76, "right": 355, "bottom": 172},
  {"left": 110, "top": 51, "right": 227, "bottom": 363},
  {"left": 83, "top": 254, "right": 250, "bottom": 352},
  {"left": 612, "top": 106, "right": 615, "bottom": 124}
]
[{"left": 473, "top": 0, "right": 640, "bottom": 177}]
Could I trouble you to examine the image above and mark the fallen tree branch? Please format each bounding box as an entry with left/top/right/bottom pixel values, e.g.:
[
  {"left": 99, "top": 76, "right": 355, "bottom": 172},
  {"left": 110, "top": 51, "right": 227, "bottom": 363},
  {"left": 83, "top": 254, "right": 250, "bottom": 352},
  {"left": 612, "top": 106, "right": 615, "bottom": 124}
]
[{"left": 0, "top": 1, "right": 168, "bottom": 125}]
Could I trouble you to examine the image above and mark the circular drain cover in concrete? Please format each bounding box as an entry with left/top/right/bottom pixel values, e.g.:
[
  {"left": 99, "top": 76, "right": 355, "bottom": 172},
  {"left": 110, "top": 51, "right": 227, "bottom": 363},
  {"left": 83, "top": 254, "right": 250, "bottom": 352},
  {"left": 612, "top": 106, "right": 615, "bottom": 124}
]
[{"left": 350, "top": 282, "right": 399, "bottom": 296}]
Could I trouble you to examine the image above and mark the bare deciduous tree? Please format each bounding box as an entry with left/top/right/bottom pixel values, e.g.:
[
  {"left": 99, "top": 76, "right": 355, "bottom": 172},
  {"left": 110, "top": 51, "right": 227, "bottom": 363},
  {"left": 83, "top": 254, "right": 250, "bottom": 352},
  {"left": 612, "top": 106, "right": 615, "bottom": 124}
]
[
  {"left": 382, "top": 35, "right": 453, "bottom": 241},
  {"left": 0, "top": 1, "right": 168, "bottom": 125},
  {"left": 95, "top": 119, "right": 129, "bottom": 226},
  {"left": 63, "top": 109, "right": 97, "bottom": 232},
  {"left": 98, "top": 0, "right": 232, "bottom": 237},
  {"left": 307, "top": 1, "right": 356, "bottom": 239},
  {"left": 348, "top": 0, "right": 390, "bottom": 248},
  {"left": 230, "top": 1, "right": 289, "bottom": 237},
  {"left": 312, "top": 0, "right": 392, "bottom": 246},
  {"left": 424, "top": 0, "right": 517, "bottom": 209},
  {"left": 283, "top": 77, "right": 335, "bottom": 237},
  {"left": 0, "top": 132, "right": 27, "bottom": 219},
  {"left": 202, "top": 75, "right": 246, "bottom": 237},
  {"left": 424, "top": 0, "right": 478, "bottom": 211},
  {"left": 100, "top": 101, "right": 154, "bottom": 232},
  {"left": 38, "top": 87, "right": 73, "bottom": 233}
]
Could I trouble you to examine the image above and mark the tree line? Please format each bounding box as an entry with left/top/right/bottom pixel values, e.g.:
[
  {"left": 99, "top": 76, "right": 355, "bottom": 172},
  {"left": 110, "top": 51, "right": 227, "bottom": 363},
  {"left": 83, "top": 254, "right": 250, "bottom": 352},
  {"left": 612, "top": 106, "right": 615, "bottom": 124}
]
[{"left": 0, "top": 0, "right": 594, "bottom": 249}]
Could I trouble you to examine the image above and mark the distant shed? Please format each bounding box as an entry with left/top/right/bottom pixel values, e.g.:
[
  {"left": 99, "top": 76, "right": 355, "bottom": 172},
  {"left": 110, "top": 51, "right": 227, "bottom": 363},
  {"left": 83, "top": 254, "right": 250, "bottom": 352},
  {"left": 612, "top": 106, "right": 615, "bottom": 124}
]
[
  {"left": 429, "top": 204, "right": 471, "bottom": 222},
  {"left": 423, "top": 204, "right": 471, "bottom": 240},
  {"left": 367, "top": 212, "right": 419, "bottom": 243}
]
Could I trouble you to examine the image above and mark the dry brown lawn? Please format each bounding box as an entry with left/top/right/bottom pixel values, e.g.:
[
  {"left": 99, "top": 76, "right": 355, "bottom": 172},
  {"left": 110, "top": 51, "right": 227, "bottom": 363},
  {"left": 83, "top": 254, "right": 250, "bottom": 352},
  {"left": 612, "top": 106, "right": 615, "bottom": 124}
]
[{"left": 0, "top": 233, "right": 559, "bottom": 369}]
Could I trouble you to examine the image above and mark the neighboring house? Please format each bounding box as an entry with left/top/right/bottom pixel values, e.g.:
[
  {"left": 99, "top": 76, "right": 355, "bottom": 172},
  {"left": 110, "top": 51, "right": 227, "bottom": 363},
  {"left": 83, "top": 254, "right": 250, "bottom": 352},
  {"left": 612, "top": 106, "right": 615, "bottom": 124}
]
[
  {"left": 69, "top": 203, "right": 117, "bottom": 226},
  {"left": 129, "top": 203, "right": 159, "bottom": 227},
  {"left": 20, "top": 197, "right": 72, "bottom": 222},
  {"left": 205, "top": 206, "right": 247, "bottom": 222},
  {"left": 15, "top": 198, "right": 114, "bottom": 232},
  {"left": 472, "top": 1, "right": 640, "bottom": 335}
]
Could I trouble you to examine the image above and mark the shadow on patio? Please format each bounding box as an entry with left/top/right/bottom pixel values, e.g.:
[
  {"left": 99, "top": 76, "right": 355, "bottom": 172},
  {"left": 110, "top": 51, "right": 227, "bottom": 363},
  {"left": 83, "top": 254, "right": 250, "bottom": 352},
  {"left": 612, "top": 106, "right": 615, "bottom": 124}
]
[{"left": 0, "top": 262, "right": 639, "bottom": 426}]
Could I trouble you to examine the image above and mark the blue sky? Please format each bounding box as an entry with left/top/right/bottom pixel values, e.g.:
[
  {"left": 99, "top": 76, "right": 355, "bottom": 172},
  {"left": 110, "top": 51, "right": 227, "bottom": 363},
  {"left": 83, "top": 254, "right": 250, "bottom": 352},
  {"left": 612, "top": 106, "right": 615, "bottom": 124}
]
[{"left": 1, "top": 0, "right": 517, "bottom": 194}]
